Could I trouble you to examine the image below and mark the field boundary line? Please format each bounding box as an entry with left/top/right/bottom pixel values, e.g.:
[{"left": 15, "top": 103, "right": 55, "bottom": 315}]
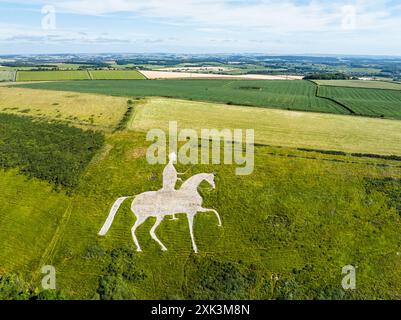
[
  {"left": 87, "top": 70, "right": 93, "bottom": 80},
  {"left": 255, "top": 150, "right": 401, "bottom": 169},
  {"left": 314, "top": 82, "right": 356, "bottom": 115},
  {"left": 138, "top": 70, "right": 148, "bottom": 80}
]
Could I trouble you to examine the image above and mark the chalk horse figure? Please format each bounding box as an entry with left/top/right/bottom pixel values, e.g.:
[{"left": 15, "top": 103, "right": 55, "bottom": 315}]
[{"left": 98, "top": 154, "right": 222, "bottom": 253}]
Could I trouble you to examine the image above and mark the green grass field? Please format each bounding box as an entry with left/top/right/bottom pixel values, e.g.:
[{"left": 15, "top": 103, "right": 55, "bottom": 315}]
[
  {"left": 2, "top": 84, "right": 401, "bottom": 300},
  {"left": 16, "top": 70, "right": 147, "bottom": 81},
  {"left": 16, "top": 71, "right": 91, "bottom": 81},
  {"left": 1, "top": 129, "right": 401, "bottom": 299},
  {"left": 19, "top": 79, "right": 401, "bottom": 119},
  {"left": 18, "top": 79, "right": 349, "bottom": 114},
  {"left": 318, "top": 85, "right": 401, "bottom": 119},
  {"left": 314, "top": 80, "right": 401, "bottom": 90},
  {"left": 0, "top": 169, "right": 70, "bottom": 276},
  {"left": 89, "top": 70, "right": 146, "bottom": 80},
  {"left": 130, "top": 97, "right": 401, "bottom": 156}
]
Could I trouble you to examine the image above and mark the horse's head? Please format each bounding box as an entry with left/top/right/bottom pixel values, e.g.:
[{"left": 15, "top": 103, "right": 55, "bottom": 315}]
[
  {"left": 204, "top": 173, "right": 216, "bottom": 189},
  {"left": 180, "top": 172, "right": 216, "bottom": 192}
]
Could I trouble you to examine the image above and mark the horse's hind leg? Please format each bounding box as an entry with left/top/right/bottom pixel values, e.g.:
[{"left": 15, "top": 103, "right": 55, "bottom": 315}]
[
  {"left": 131, "top": 215, "right": 146, "bottom": 252},
  {"left": 150, "top": 216, "right": 167, "bottom": 251}
]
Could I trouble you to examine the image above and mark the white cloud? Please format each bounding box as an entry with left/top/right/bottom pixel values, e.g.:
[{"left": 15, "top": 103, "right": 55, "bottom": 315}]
[
  {"left": 0, "top": 0, "right": 400, "bottom": 54},
  {"left": 0, "top": 22, "right": 141, "bottom": 44},
  {"left": 1, "top": 0, "right": 400, "bottom": 32}
]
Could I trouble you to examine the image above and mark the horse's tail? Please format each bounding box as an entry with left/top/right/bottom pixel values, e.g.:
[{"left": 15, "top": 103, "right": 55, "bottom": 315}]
[{"left": 99, "top": 197, "right": 130, "bottom": 236}]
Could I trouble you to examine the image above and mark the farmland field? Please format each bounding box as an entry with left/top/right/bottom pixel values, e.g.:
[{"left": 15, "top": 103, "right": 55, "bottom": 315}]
[
  {"left": 140, "top": 70, "right": 303, "bottom": 80},
  {"left": 0, "top": 87, "right": 129, "bottom": 130},
  {"left": 130, "top": 97, "right": 401, "bottom": 156},
  {"left": 318, "top": 86, "right": 401, "bottom": 119},
  {"left": 89, "top": 70, "right": 146, "bottom": 80},
  {"left": 16, "top": 70, "right": 91, "bottom": 81},
  {"left": 19, "top": 79, "right": 401, "bottom": 119},
  {"left": 0, "top": 70, "right": 15, "bottom": 82},
  {"left": 19, "top": 79, "right": 349, "bottom": 114},
  {"left": 4, "top": 0, "right": 401, "bottom": 303},
  {"left": 314, "top": 80, "right": 401, "bottom": 90}
]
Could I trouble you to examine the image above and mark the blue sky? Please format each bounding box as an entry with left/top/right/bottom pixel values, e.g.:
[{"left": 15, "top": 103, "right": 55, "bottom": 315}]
[{"left": 0, "top": 0, "right": 400, "bottom": 55}]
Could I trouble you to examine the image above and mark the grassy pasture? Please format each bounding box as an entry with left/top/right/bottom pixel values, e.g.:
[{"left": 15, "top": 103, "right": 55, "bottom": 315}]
[
  {"left": 89, "top": 70, "right": 146, "bottom": 80},
  {"left": 130, "top": 98, "right": 401, "bottom": 156},
  {"left": 18, "top": 79, "right": 348, "bottom": 114},
  {"left": 314, "top": 80, "right": 401, "bottom": 90},
  {"left": 17, "top": 70, "right": 91, "bottom": 81},
  {"left": 319, "top": 86, "right": 401, "bottom": 119},
  {"left": 0, "top": 87, "right": 129, "bottom": 130},
  {"left": 2, "top": 130, "right": 401, "bottom": 299},
  {"left": 0, "top": 169, "right": 70, "bottom": 276}
]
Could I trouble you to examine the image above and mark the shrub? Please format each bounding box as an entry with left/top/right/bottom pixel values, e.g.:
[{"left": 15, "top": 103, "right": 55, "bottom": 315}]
[
  {"left": 183, "top": 256, "right": 258, "bottom": 300},
  {"left": 96, "top": 246, "right": 146, "bottom": 300},
  {"left": 0, "top": 274, "right": 31, "bottom": 300},
  {"left": 0, "top": 113, "right": 104, "bottom": 189}
]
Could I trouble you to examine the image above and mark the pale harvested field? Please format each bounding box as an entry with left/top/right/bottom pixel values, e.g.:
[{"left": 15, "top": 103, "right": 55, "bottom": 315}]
[
  {"left": 0, "top": 87, "right": 128, "bottom": 129},
  {"left": 157, "top": 66, "right": 234, "bottom": 72},
  {"left": 130, "top": 97, "right": 401, "bottom": 156},
  {"left": 140, "top": 70, "right": 303, "bottom": 80}
]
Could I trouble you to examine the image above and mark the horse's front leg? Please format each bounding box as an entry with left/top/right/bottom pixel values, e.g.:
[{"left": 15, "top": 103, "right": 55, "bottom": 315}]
[
  {"left": 198, "top": 207, "right": 222, "bottom": 227},
  {"left": 186, "top": 212, "right": 198, "bottom": 253}
]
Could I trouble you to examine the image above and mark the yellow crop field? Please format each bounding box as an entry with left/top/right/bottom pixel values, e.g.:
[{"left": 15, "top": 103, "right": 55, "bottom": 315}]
[
  {"left": 0, "top": 87, "right": 128, "bottom": 130},
  {"left": 130, "top": 97, "right": 401, "bottom": 156}
]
